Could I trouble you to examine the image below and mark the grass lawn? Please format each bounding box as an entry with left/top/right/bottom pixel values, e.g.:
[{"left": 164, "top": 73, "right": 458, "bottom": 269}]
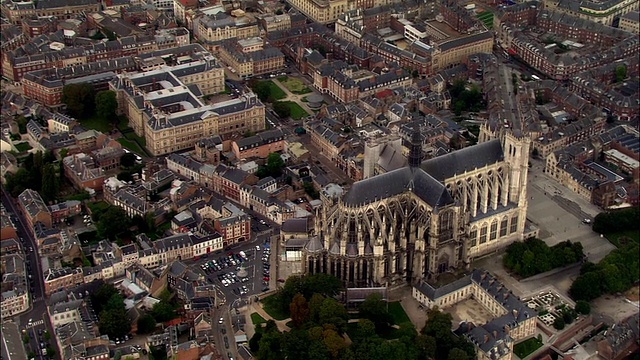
[
  {"left": 250, "top": 312, "right": 267, "bottom": 325},
  {"left": 388, "top": 302, "right": 410, "bottom": 325},
  {"left": 513, "top": 337, "right": 543, "bottom": 359},
  {"left": 116, "top": 116, "right": 130, "bottom": 131},
  {"left": 14, "top": 142, "right": 32, "bottom": 152},
  {"left": 117, "top": 138, "right": 145, "bottom": 156},
  {"left": 278, "top": 76, "right": 311, "bottom": 95},
  {"left": 281, "top": 101, "right": 310, "bottom": 120},
  {"left": 476, "top": 12, "right": 494, "bottom": 29},
  {"left": 79, "top": 114, "right": 114, "bottom": 133},
  {"left": 605, "top": 230, "right": 640, "bottom": 248},
  {"left": 261, "top": 294, "right": 290, "bottom": 321},
  {"left": 262, "top": 80, "right": 286, "bottom": 100}
]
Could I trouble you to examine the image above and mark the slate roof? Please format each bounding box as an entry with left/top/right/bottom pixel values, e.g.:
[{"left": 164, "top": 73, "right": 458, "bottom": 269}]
[
  {"left": 421, "top": 139, "right": 504, "bottom": 181},
  {"left": 414, "top": 276, "right": 472, "bottom": 300},
  {"left": 343, "top": 167, "right": 453, "bottom": 208},
  {"left": 281, "top": 218, "right": 308, "bottom": 233}
]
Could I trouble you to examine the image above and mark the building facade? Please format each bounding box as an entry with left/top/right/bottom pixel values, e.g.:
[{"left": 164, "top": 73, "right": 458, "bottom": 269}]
[{"left": 303, "top": 129, "right": 530, "bottom": 287}]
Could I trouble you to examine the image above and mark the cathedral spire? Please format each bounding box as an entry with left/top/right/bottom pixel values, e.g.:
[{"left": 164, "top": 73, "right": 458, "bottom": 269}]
[{"left": 408, "top": 126, "right": 423, "bottom": 168}]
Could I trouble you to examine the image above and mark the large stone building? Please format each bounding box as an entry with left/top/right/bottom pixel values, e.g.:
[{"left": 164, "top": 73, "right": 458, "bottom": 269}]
[{"left": 302, "top": 129, "right": 531, "bottom": 286}]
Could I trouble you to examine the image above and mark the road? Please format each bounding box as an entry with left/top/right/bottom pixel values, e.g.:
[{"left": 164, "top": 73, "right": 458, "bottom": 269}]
[{"left": 2, "top": 188, "right": 57, "bottom": 360}]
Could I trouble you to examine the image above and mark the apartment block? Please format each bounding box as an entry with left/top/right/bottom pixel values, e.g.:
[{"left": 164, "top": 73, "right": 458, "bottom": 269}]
[
  {"left": 232, "top": 129, "right": 285, "bottom": 160},
  {"left": 218, "top": 37, "right": 285, "bottom": 79}
]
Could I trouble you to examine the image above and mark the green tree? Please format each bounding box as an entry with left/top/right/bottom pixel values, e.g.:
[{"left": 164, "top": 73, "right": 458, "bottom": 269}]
[
  {"left": 91, "top": 283, "right": 119, "bottom": 314},
  {"left": 120, "top": 152, "right": 136, "bottom": 168},
  {"left": 105, "top": 293, "right": 125, "bottom": 312},
  {"left": 43, "top": 331, "right": 51, "bottom": 341},
  {"left": 570, "top": 271, "right": 604, "bottom": 301},
  {"left": 151, "top": 301, "right": 177, "bottom": 322},
  {"left": 416, "top": 334, "right": 437, "bottom": 360},
  {"left": 61, "top": 83, "right": 96, "bottom": 118},
  {"left": 16, "top": 115, "right": 28, "bottom": 134},
  {"left": 99, "top": 308, "right": 131, "bottom": 339},
  {"left": 309, "top": 293, "right": 325, "bottom": 324},
  {"left": 323, "top": 328, "right": 346, "bottom": 358},
  {"left": 358, "top": 293, "right": 392, "bottom": 331},
  {"left": 265, "top": 152, "right": 284, "bottom": 177},
  {"left": 553, "top": 316, "right": 565, "bottom": 330},
  {"left": 41, "top": 163, "right": 60, "bottom": 203},
  {"left": 95, "top": 90, "right": 118, "bottom": 124},
  {"left": 290, "top": 293, "right": 310, "bottom": 328},
  {"left": 4, "top": 168, "right": 31, "bottom": 197},
  {"left": 615, "top": 65, "right": 627, "bottom": 82},
  {"left": 137, "top": 314, "right": 157, "bottom": 334},
  {"left": 318, "top": 298, "right": 348, "bottom": 333},
  {"left": 272, "top": 101, "right": 291, "bottom": 118},
  {"left": 96, "top": 206, "right": 131, "bottom": 240},
  {"left": 281, "top": 329, "right": 310, "bottom": 359}
]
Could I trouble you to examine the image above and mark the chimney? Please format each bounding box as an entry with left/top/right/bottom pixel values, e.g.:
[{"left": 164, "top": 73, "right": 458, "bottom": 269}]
[
  {"left": 493, "top": 330, "right": 498, "bottom": 339},
  {"left": 512, "top": 309, "right": 518, "bottom": 318},
  {"left": 484, "top": 335, "right": 489, "bottom": 344}
]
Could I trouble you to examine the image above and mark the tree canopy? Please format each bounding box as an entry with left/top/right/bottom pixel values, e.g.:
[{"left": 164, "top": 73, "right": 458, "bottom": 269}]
[
  {"left": 94, "top": 284, "right": 131, "bottom": 339},
  {"left": 95, "top": 206, "right": 131, "bottom": 240},
  {"left": 503, "top": 238, "right": 584, "bottom": 278},
  {"left": 592, "top": 207, "right": 639, "bottom": 235},
  {"left": 95, "top": 90, "right": 118, "bottom": 123},
  {"left": 61, "top": 83, "right": 96, "bottom": 118}
]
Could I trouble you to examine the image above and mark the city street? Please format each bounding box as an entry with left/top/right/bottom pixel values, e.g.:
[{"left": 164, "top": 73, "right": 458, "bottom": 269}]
[{"left": 2, "top": 187, "right": 57, "bottom": 360}]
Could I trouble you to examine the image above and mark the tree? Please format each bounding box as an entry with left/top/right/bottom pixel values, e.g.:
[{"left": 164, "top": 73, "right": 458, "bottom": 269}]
[
  {"left": 615, "top": 65, "right": 627, "bottom": 83},
  {"left": 41, "top": 163, "right": 60, "bottom": 203},
  {"left": 448, "top": 348, "right": 470, "bottom": 360},
  {"left": 290, "top": 293, "right": 310, "bottom": 328},
  {"left": 137, "top": 314, "right": 157, "bottom": 334},
  {"left": 318, "top": 298, "right": 348, "bottom": 333},
  {"left": 92, "top": 283, "right": 119, "bottom": 314},
  {"left": 61, "top": 83, "right": 95, "bottom": 118},
  {"left": 416, "top": 334, "right": 437, "bottom": 360},
  {"left": 43, "top": 331, "right": 51, "bottom": 341},
  {"left": 95, "top": 90, "right": 118, "bottom": 124},
  {"left": 96, "top": 206, "right": 131, "bottom": 240},
  {"left": 272, "top": 101, "right": 291, "bottom": 118},
  {"left": 323, "top": 328, "right": 346, "bottom": 358},
  {"left": 99, "top": 308, "right": 131, "bottom": 339},
  {"left": 358, "top": 293, "right": 392, "bottom": 331},
  {"left": 151, "top": 301, "right": 177, "bottom": 322},
  {"left": 281, "top": 329, "right": 310, "bottom": 359},
  {"left": 120, "top": 152, "right": 136, "bottom": 168},
  {"left": 265, "top": 153, "right": 284, "bottom": 178},
  {"left": 553, "top": 316, "right": 565, "bottom": 330},
  {"left": 308, "top": 293, "right": 325, "bottom": 324},
  {"left": 16, "top": 115, "right": 28, "bottom": 134}
]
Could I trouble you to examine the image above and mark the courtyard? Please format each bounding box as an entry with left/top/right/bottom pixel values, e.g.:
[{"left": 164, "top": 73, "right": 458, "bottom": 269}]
[
  {"left": 277, "top": 76, "right": 311, "bottom": 94},
  {"left": 442, "top": 298, "right": 495, "bottom": 329}
]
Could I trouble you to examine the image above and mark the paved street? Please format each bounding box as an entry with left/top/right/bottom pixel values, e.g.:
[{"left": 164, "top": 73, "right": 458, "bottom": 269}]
[{"left": 2, "top": 188, "right": 57, "bottom": 360}]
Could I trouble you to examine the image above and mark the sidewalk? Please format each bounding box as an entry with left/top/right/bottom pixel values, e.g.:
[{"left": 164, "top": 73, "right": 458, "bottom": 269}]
[
  {"left": 270, "top": 78, "right": 314, "bottom": 115},
  {"left": 243, "top": 302, "right": 291, "bottom": 340}
]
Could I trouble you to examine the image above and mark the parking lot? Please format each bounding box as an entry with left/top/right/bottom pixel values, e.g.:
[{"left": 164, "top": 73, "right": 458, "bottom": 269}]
[{"left": 191, "top": 228, "right": 275, "bottom": 307}]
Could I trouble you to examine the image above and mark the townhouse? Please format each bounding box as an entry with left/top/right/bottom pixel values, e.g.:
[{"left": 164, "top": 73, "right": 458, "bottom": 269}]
[
  {"left": 192, "top": 233, "right": 224, "bottom": 257},
  {"left": 1, "top": 254, "right": 29, "bottom": 318},
  {"left": 258, "top": 13, "right": 292, "bottom": 33},
  {"left": 18, "top": 188, "right": 52, "bottom": 230},
  {"left": 154, "top": 233, "right": 195, "bottom": 264},
  {"left": 125, "top": 264, "right": 167, "bottom": 297},
  {"left": 232, "top": 129, "right": 285, "bottom": 160},
  {"left": 43, "top": 267, "right": 84, "bottom": 296},
  {"left": 167, "top": 153, "right": 203, "bottom": 183}
]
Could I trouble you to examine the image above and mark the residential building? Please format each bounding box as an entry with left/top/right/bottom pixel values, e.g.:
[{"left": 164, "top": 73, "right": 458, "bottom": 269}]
[
  {"left": 18, "top": 188, "right": 52, "bottom": 230},
  {"left": 218, "top": 38, "right": 285, "bottom": 79},
  {"left": 63, "top": 153, "right": 106, "bottom": 192},
  {"left": 43, "top": 267, "right": 84, "bottom": 296},
  {"left": 154, "top": 233, "right": 195, "bottom": 264},
  {"left": 232, "top": 129, "right": 285, "bottom": 160},
  {"left": 192, "top": 233, "right": 223, "bottom": 257},
  {"left": 287, "top": 0, "right": 348, "bottom": 24},
  {"left": 1, "top": 0, "right": 100, "bottom": 25},
  {"left": 1, "top": 254, "right": 29, "bottom": 318},
  {"left": 258, "top": 13, "right": 292, "bottom": 33},
  {"left": 619, "top": 11, "right": 640, "bottom": 34},
  {"left": 192, "top": 12, "right": 260, "bottom": 45}
]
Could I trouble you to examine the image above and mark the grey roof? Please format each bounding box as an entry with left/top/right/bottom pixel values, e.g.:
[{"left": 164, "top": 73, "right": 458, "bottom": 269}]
[
  {"left": 305, "top": 237, "right": 323, "bottom": 253},
  {"left": 414, "top": 276, "right": 472, "bottom": 300},
  {"left": 421, "top": 139, "right": 504, "bottom": 181},
  {"left": 281, "top": 218, "right": 308, "bottom": 233},
  {"left": 343, "top": 167, "right": 453, "bottom": 208}
]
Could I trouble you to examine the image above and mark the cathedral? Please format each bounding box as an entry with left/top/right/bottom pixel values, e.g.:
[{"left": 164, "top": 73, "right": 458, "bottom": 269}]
[{"left": 303, "top": 128, "right": 531, "bottom": 287}]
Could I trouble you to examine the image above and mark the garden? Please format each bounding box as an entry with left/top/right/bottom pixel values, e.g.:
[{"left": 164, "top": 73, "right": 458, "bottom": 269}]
[
  {"left": 513, "top": 337, "right": 543, "bottom": 358},
  {"left": 277, "top": 76, "right": 312, "bottom": 95}
]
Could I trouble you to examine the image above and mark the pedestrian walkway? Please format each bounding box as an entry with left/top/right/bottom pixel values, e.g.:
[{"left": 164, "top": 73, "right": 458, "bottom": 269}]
[
  {"left": 243, "top": 302, "right": 291, "bottom": 340},
  {"left": 270, "top": 78, "right": 314, "bottom": 116},
  {"left": 27, "top": 319, "right": 44, "bottom": 327}
]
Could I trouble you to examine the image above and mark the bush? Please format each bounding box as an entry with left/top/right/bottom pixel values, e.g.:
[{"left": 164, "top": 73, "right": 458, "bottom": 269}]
[
  {"left": 503, "top": 238, "right": 584, "bottom": 278},
  {"left": 575, "top": 301, "right": 590, "bottom": 315},
  {"left": 553, "top": 316, "right": 565, "bottom": 330}
]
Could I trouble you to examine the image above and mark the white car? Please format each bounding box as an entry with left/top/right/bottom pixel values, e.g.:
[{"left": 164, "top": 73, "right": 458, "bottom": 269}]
[
  {"left": 256, "top": 245, "right": 261, "bottom": 251},
  {"left": 219, "top": 317, "right": 224, "bottom": 324}
]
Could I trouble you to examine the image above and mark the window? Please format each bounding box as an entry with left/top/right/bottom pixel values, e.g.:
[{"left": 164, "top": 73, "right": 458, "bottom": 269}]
[
  {"left": 469, "top": 228, "right": 477, "bottom": 247},
  {"left": 500, "top": 218, "right": 508, "bottom": 237},
  {"left": 480, "top": 225, "right": 487, "bottom": 244},
  {"left": 490, "top": 221, "right": 498, "bottom": 241},
  {"left": 510, "top": 215, "right": 518, "bottom": 234}
]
